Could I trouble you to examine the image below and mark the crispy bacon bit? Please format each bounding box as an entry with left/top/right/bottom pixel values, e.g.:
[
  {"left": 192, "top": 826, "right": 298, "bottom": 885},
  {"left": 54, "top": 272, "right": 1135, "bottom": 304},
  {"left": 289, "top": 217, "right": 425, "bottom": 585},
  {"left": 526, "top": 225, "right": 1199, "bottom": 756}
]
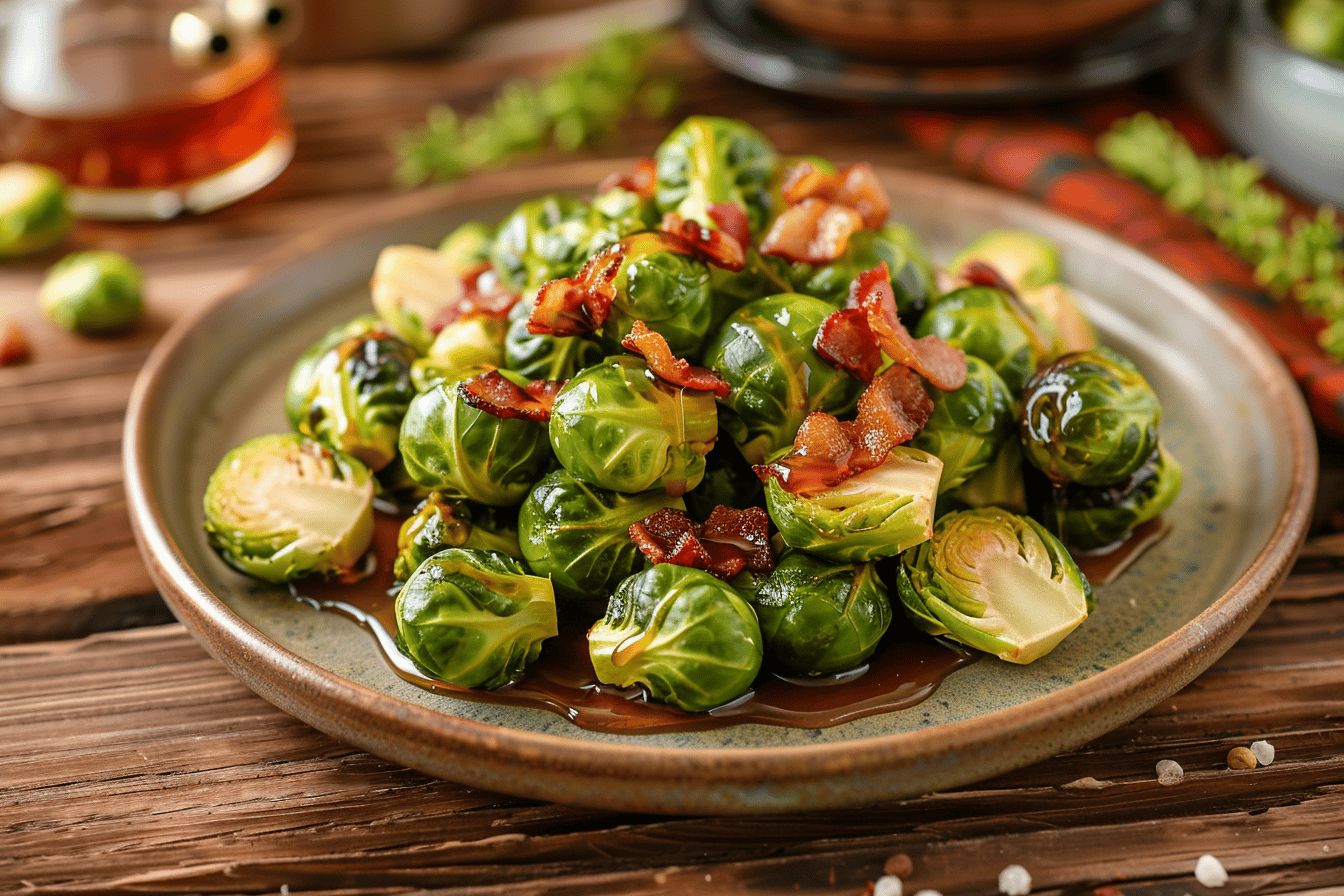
[
  {"left": 851, "top": 263, "right": 967, "bottom": 392},
  {"left": 814, "top": 307, "right": 882, "bottom": 383},
  {"left": 958, "top": 259, "right": 1018, "bottom": 295},
  {"left": 708, "top": 202, "right": 752, "bottom": 249},
  {"left": 781, "top": 161, "right": 891, "bottom": 229},
  {"left": 659, "top": 213, "right": 746, "bottom": 272},
  {"left": 629, "top": 506, "right": 774, "bottom": 581},
  {"left": 759, "top": 198, "right": 863, "bottom": 264},
  {"left": 429, "top": 263, "right": 521, "bottom": 334},
  {"left": 621, "top": 320, "right": 731, "bottom": 397},
  {"left": 458, "top": 370, "right": 562, "bottom": 423},
  {"left": 526, "top": 243, "right": 624, "bottom": 337},
  {"left": 0, "top": 318, "right": 31, "bottom": 367},
  {"left": 597, "top": 158, "right": 656, "bottom": 198},
  {"left": 754, "top": 366, "right": 933, "bottom": 495}
]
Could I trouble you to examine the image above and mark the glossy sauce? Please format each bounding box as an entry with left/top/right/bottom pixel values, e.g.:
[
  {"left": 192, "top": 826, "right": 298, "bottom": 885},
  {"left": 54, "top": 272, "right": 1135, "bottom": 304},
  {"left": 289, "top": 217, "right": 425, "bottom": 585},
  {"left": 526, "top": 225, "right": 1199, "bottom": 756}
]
[{"left": 1073, "top": 518, "right": 1170, "bottom": 586}]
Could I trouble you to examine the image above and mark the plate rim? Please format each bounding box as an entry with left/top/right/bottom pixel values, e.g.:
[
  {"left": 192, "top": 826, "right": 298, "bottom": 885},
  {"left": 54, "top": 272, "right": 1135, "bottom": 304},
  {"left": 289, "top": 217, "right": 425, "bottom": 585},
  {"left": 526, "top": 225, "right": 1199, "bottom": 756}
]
[{"left": 124, "top": 159, "right": 1317, "bottom": 811}]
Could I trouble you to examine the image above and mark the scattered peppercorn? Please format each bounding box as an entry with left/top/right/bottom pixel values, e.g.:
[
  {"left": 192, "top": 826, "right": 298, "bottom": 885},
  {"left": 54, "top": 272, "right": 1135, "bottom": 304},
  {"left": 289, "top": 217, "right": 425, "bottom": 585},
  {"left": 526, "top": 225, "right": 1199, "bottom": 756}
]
[{"left": 1227, "top": 746, "right": 1258, "bottom": 770}]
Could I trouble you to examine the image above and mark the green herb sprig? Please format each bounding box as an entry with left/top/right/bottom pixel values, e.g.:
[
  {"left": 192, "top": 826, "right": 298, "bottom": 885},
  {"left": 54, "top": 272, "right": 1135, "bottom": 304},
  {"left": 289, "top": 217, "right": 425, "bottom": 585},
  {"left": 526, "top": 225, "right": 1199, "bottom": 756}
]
[
  {"left": 1099, "top": 112, "right": 1344, "bottom": 359},
  {"left": 395, "top": 31, "right": 678, "bottom": 188}
]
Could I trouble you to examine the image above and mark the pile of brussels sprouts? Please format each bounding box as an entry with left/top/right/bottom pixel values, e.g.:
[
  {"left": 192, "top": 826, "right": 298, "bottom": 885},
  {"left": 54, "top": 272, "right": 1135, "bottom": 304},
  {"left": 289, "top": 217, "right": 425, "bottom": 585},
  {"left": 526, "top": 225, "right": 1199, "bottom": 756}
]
[{"left": 203, "top": 115, "right": 1181, "bottom": 715}]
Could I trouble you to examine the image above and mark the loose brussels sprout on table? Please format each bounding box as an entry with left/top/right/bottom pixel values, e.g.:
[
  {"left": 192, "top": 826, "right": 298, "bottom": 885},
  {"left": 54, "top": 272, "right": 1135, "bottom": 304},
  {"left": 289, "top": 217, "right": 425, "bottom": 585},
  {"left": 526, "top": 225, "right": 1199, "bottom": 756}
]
[
  {"left": 394, "top": 494, "right": 521, "bottom": 584},
  {"left": 396, "top": 548, "right": 557, "bottom": 689},
  {"left": 0, "top": 162, "right": 71, "bottom": 259},
  {"left": 39, "top": 250, "right": 144, "bottom": 334},
  {"left": 589, "top": 564, "right": 763, "bottom": 712}
]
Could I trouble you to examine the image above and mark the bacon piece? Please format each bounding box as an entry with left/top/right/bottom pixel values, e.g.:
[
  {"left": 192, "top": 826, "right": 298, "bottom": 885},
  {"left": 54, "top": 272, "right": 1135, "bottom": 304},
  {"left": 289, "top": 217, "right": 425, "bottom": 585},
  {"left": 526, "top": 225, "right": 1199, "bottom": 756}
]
[
  {"left": 458, "top": 370, "right": 561, "bottom": 423},
  {"left": 526, "top": 243, "right": 624, "bottom": 337},
  {"left": 813, "top": 306, "right": 882, "bottom": 383},
  {"left": 781, "top": 161, "right": 890, "bottom": 229},
  {"left": 851, "top": 263, "right": 967, "bottom": 392},
  {"left": 708, "top": 202, "right": 752, "bottom": 249},
  {"left": 428, "top": 263, "right": 521, "bottom": 334},
  {"left": 629, "top": 506, "right": 774, "bottom": 581},
  {"left": 659, "top": 213, "right": 746, "bottom": 272},
  {"left": 958, "top": 259, "right": 1018, "bottom": 295},
  {"left": 597, "top": 158, "right": 656, "bottom": 198},
  {"left": 759, "top": 198, "right": 863, "bottom": 264},
  {"left": 621, "top": 320, "right": 731, "bottom": 397}
]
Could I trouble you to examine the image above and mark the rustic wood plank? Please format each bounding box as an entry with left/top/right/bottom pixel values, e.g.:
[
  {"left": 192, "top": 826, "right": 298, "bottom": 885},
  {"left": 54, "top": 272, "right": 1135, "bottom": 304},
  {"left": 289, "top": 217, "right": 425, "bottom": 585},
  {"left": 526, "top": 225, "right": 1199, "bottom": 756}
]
[{"left": 4, "top": 586, "right": 1344, "bottom": 895}]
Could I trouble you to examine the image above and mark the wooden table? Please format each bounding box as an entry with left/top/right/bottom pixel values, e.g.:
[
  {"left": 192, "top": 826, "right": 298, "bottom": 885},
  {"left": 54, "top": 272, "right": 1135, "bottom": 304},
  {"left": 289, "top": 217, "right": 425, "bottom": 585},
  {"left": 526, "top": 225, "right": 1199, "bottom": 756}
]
[{"left": 4, "top": 26, "right": 1344, "bottom": 896}]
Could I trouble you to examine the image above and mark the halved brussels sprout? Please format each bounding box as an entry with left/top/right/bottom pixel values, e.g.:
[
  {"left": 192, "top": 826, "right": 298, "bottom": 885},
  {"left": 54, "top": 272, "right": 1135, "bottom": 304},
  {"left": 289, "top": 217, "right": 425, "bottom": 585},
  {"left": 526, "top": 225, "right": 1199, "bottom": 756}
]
[
  {"left": 948, "top": 436, "right": 1028, "bottom": 514},
  {"left": 705, "top": 293, "right": 863, "bottom": 465},
  {"left": 765, "top": 446, "right": 943, "bottom": 562},
  {"left": 896, "top": 508, "right": 1092, "bottom": 664},
  {"left": 438, "top": 220, "right": 495, "bottom": 270},
  {"left": 912, "top": 356, "right": 1013, "bottom": 493},
  {"left": 504, "top": 295, "right": 606, "bottom": 381},
  {"left": 683, "top": 439, "right": 764, "bottom": 520},
  {"left": 517, "top": 469, "right": 684, "bottom": 607},
  {"left": 588, "top": 564, "right": 763, "bottom": 712},
  {"left": 285, "top": 328, "right": 417, "bottom": 472},
  {"left": 0, "top": 162, "right": 71, "bottom": 259},
  {"left": 395, "top": 547, "right": 557, "bottom": 689},
  {"left": 203, "top": 433, "right": 374, "bottom": 584},
  {"left": 399, "top": 368, "right": 552, "bottom": 505},
  {"left": 914, "top": 286, "right": 1046, "bottom": 394},
  {"left": 786, "top": 225, "right": 936, "bottom": 319},
  {"left": 413, "top": 315, "right": 508, "bottom": 389},
  {"left": 752, "top": 551, "right": 892, "bottom": 677},
  {"left": 1041, "top": 447, "right": 1182, "bottom": 550},
  {"left": 393, "top": 493, "right": 521, "bottom": 584},
  {"left": 39, "top": 250, "right": 143, "bottom": 334},
  {"left": 370, "top": 245, "right": 469, "bottom": 352},
  {"left": 654, "top": 115, "right": 778, "bottom": 235},
  {"left": 1020, "top": 347, "right": 1162, "bottom": 486},
  {"left": 598, "top": 234, "right": 715, "bottom": 358},
  {"left": 548, "top": 355, "right": 718, "bottom": 496}
]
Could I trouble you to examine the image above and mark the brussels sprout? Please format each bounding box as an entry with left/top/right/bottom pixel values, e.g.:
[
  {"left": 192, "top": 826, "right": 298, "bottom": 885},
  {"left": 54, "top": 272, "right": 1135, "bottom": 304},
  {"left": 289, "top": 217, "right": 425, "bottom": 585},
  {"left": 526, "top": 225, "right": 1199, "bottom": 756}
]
[
  {"left": 399, "top": 368, "right": 552, "bottom": 505},
  {"left": 413, "top": 315, "right": 508, "bottom": 389},
  {"left": 787, "top": 225, "right": 937, "bottom": 319},
  {"left": 38, "top": 250, "right": 143, "bottom": 334},
  {"left": 438, "top": 221, "right": 495, "bottom": 270},
  {"left": 394, "top": 494, "right": 521, "bottom": 583},
  {"left": 371, "top": 245, "right": 471, "bottom": 352},
  {"left": 1282, "top": 0, "right": 1344, "bottom": 60},
  {"left": 202, "top": 433, "right": 374, "bottom": 584},
  {"left": 683, "top": 440, "right": 764, "bottom": 520},
  {"left": 752, "top": 551, "right": 892, "bottom": 677},
  {"left": 375, "top": 455, "right": 432, "bottom": 511},
  {"left": 654, "top": 115, "right": 778, "bottom": 235},
  {"left": 950, "top": 229, "right": 1062, "bottom": 292},
  {"left": 765, "top": 447, "right": 943, "bottom": 562},
  {"left": 504, "top": 295, "right": 606, "bottom": 381},
  {"left": 395, "top": 548, "right": 557, "bottom": 689},
  {"left": 912, "top": 356, "right": 1013, "bottom": 493},
  {"left": 948, "top": 436, "right": 1028, "bottom": 514},
  {"left": 490, "top": 193, "right": 646, "bottom": 293},
  {"left": 285, "top": 329, "right": 417, "bottom": 472},
  {"left": 591, "top": 184, "right": 659, "bottom": 238},
  {"left": 1041, "top": 447, "right": 1182, "bottom": 550},
  {"left": 0, "top": 162, "right": 71, "bottom": 259},
  {"left": 548, "top": 355, "right": 718, "bottom": 496},
  {"left": 518, "top": 469, "right": 684, "bottom": 607},
  {"left": 706, "top": 250, "right": 793, "bottom": 328},
  {"left": 1020, "top": 347, "right": 1162, "bottom": 486},
  {"left": 896, "top": 508, "right": 1092, "bottom": 664},
  {"left": 598, "top": 233, "right": 714, "bottom": 358},
  {"left": 705, "top": 293, "right": 863, "bottom": 465},
  {"left": 285, "top": 315, "right": 390, "bottom": 428},
  {"left": 588, "top": 564, "right": 763, "bottom": 711},
  {"left": 914, "top": 286, "right": 1046, "bottom": 394},
  {"left": 1021, "top": 283, "right": 1097, "bottom": 356}
]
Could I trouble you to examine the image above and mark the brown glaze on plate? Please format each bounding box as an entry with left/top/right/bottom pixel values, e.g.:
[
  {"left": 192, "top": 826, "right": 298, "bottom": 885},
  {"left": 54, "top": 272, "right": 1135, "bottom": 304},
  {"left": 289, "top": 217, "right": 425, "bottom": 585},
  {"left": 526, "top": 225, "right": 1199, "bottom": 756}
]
[{"left": 124, "top": 161, "right": 1316, "bottom": 815}]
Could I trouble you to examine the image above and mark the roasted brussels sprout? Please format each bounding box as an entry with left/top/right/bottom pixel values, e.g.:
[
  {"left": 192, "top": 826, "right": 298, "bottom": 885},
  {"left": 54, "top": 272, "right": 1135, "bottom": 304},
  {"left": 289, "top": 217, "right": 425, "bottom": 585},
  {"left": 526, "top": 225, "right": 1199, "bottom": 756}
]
[
  {"left": 912, "top": 356, "right": 1013, "bottom": 493},
  {"left": 948, "top": 436, "right": 1028, "bottom": 513},
  {"left": 203, "top": 433, "right": 374, "bottom": 584},
  {"left": 0, "top": 162, "right": 71, "bottom": 259},
  {"left": 491, "top": 194, "right": 592, "bottom": 291},
  {"left": 764, "top": 447, "right": 943, "bottom": 562},
  {"left": 654, "top": 115, "right": 778, "bottom": 235},
  {"left": 786, "top": 225, "right": 936, "bottom": 319},
  {"left": 395, "top": 547, "right": 557, "bottom": 688},
  {"left": 1019, "top": 347, "right": 1162, "bottom": 486},
  {"left": 705, "top": 250, "right": 793, "bottom": 329},
  {"left": 518, "top": 469, "right": 684, "bottom": 607},
  {"left": 591, "top": 183, "right": 659, "bottom": 239},
  {"left": 285, "top": 315, "right": 388, "bottom": 427},
  {"left": 370, "top": 245, "right": 469, "bottom": 352},
  {"left": 399, "top": 369, "right": 552, "bottom": 505},
  {"left": 438, "top": 221, "right": 495, "bottom": 270},
  {"left": 413, "top": 315, "right": 508, "bottom": 389},
  {"left": 1282, "top": 0, "right": 1344, "bottom": 60},
  {"left": 548, "top": 355, "right": 718, "bottom": 496},
  {"left": 393, "top": 494, "right": 521, "bottom": 584},
  {"left": 504, "top": 295, "right": 606, "bottom": 381},
  {"left": 896, "top": 508, "right": 1092, "bottom": 664},
  {"left": 683, "top": 439, "right": 764, "bottom": 520},
  {"left": 598, "top": 233, "right": 714, "bottom": 358},
  {"left": 752, "top": 551, "right": 892, "bottom": 677},
  {"left": 705, "top": 293, "right": 863, "bottom": 465},
  {"left": 38, "top": 250, "right": 143, "bottom": 334},
  {"left": 285, "top": 327, "right": 417, "bottom": 472},
  {"left": 1041, "top": 447, "right": 1182, "bottom": 550},
  {"left": 914, "top": 286, "right": 1046, "bottom": 394},
  {"left": 588, "top": 564, "right": 763, "bottom": 711}
]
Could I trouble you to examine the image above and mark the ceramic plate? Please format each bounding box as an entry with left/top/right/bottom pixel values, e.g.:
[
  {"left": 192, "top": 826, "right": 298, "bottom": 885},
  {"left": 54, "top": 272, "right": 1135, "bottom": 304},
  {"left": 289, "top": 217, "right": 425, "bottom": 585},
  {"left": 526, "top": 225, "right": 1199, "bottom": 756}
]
[{"left": 125, "top": 161, "right": 1315, "bottom": 814}]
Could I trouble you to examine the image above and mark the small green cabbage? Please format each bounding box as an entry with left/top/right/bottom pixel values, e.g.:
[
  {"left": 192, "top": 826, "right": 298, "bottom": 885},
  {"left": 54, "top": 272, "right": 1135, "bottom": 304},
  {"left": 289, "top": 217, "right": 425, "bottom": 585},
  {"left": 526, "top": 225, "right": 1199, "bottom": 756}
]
[
  {"left": 203, "top": 434, "right": 374, "bottom": 584},
  {"left": 589, "top": 564, "right": 763, "bottom": 711},
  {"left": 912, "top": 356, "right": 1013, "bottom": 493},
  {"left": 0, "top": 162, "right": 71, "bottom": 259},
  {"left": 752, "top": 551, "right": 892, "bottom": 677},
  {"left": 39, "top": 250, "right": 143, "bottom": 334},
  {"left": 438, "top": 221, "right": 495, "bottom": 270},
  {"left": 947, "top": 436, "right": 1028, "bottom": 514},
  {"left": 394, "top": 494, "right": 521, "bottom": 584},
  {"left": 396, "top": 547, "right": 557, "bottom": 689},
  {"left": 765, "top": 447, "right": 943, "bottom": 562},
  {"left": 370, "top": 245, "right": 470, "bottom": 352},
  {"left": 599, "top": 233, "right": 714, "bottom": 358},
  {"left": 548, "top": 355, "right": 718, "bottom": 496},
  {"left": 490, "top": 192, "right": 648, "bottom": 293},
  {"left": 786, "top": 225, "right": 936, "bottom": 318},
  {"left": 504, "top": 294, "right": 606, "bottom": 381},
  {"left": 1041, "top": 447, "right": 1182, "bottom": 550},
  {"left": 654, "top": 115, "right": 777, "bottom": 235},
  {"left": 915, "top": 286, "right": 1048, "bottom": 393},
  {"left": 896, "top": 508, "right": 1092, "bottom": 664},
  {"left": 413, "top": 315, "right": 508, "bottom": 390},
  {"left": 683, "top": 440, "right": 764, "bottom": 520}
]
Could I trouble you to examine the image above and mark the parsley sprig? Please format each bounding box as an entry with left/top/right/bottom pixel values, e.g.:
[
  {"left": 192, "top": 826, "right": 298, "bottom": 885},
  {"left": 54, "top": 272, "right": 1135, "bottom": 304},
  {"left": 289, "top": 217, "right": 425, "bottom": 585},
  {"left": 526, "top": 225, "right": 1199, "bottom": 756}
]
[
  {"left": 1099, "top": 112, "right": 1344, "bottom": 359},
  {"left": 395, "top": 31, "right": 678, "bottom": 188}
]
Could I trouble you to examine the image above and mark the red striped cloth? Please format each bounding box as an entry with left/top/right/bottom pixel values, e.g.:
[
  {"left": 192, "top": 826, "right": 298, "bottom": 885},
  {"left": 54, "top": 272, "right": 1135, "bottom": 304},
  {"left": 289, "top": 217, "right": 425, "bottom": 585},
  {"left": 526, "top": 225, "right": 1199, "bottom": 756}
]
[{"left": 896, "top": 103, "right": 1344, "bottom": 438}]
